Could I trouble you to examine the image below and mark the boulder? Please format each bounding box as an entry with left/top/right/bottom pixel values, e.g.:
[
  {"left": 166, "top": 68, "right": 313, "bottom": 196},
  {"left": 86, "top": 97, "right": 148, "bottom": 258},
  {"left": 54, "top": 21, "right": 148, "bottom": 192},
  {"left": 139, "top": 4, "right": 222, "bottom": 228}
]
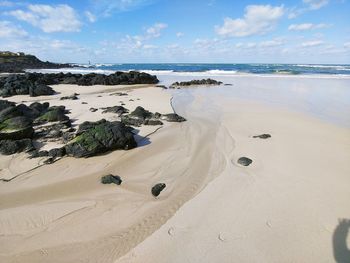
[
  {"left": 151, "top": 183, "right": 166, "bottom": 197},
  {"left": 0, "top": 139, "right": 33, "bottom": 155},
  {"left": 101, "top": 174, "right": 122, "bottom": 185},
  {"left": 0, "top": 99, "right": 15, "bottom": 111},
  {"left": 65, "top": 120, "right": 137, "bottom": 158},
  {"left": 170, "top": 78, "right": 223, "bottom": 88},
  {"left": 28, "top": 84, "right": 55, "bottom": 97},
  {"left": 48, "top": 147, "right": 66, "bottom": 158},
  {"left": 36, "top": 106, "right": 69, "bottom": 123},
  {"left": 0, "top": 116, "right": 34, "bottom": 140}
]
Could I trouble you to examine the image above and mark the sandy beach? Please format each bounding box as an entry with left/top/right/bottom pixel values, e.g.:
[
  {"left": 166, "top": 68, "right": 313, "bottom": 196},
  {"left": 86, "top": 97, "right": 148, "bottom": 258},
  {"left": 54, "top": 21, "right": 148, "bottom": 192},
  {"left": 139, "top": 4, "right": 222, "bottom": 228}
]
[{"left": 0, "top": 75, "right": 350, "bottom": 263}]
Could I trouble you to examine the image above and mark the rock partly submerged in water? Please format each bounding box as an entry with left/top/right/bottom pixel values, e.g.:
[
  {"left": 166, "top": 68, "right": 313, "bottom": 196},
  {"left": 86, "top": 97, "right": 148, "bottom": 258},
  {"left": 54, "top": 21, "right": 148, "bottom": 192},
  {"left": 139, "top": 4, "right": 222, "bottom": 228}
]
[
  {"left": 101, "top": 174, "right": 122, "bottom": 185},
  {"left": 65, "top": 119, "right": 137, "bottom": 158},
  {"left": 152, "top": 183, "right": 166, "bottom": 197},
  {"left": 170, "top": 78, "right": 223, "bottom": 88}
]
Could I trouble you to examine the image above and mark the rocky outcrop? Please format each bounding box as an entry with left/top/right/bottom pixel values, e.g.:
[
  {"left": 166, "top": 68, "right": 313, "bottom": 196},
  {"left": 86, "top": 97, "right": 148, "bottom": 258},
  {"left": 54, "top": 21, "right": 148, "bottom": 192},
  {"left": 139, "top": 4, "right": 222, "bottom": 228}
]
[
  {"left": 0, "top": 116, "right": 34, "bottom": 140},
  {"left": 0, "top": 51, "right": 72, "bottom": 73},
  {"left": 0, "top": 139, "right": 33, "bottom": 155},
  {"left": 102, "top": 106, "right": 128, "bottom": 116},
  {"left": 65, "top": 119, "right": 137, "bottom": 158},
  {"left": 0, "top": 72, "right": 159, "bottom": 97},
  {"left": 160, "top": 113, "right": 186, "bottom": 122},
  {"left": 170, "top": 78, "right": 223, "bottom": 88}
]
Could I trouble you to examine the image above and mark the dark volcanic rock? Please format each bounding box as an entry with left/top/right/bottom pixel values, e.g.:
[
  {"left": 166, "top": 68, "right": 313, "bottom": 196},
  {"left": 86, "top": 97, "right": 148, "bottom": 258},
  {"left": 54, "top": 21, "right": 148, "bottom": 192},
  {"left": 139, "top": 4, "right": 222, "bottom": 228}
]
[
  {"left": 101, "top": 174, "right": 122, "bottom": 185},
  {"left": 170, "top": 78, "right": 223, "bottom": 88},
  {"left": 0, "top": 100, "right": 15, "bottom": 111},
  {"left": 253, "top": 134, "right": 271, "bottom": 139},
  {"left": 0, "top": 139, "right": 33, "bottom": 155},
  {"left": 237, "top": 157, "right": 253, "bottom": 166},
  {"left": 35, "top": 106, "right": 69, "bottom": 123},
  {"left": 151, "top": 183, "right": 166, "bottom": 197},
  {"left": 102, "top": 105, "right": 128, "bottom": 116},
  {"left": 48, "top": 147, "right": 66, "bottom": 158},
  {"left": 60, "top": 94, "right": 78, "bottom": 100},
  {"left": 28, "top": 149, "right": 49, "bottom": 158},
  {"left": 89, "top": 107, "right": 98, "bottom": 112},
  {"left": 160, "top": 113, "right": 186, "bottom": 122},
  {"left": 65, "top": 120, "right": 137, "bottom": 158},
  {"left": 29, "top": 84, "right": 55, "bottom": 97},
  {"left": 0, "top": 116, "right": 34, "bottom": 140},
  {"left": 0, "top": 71, "right": 158, "bottom": 98},
  {"left": 121, "top": 106, "right": 160, "bottom": 127}
]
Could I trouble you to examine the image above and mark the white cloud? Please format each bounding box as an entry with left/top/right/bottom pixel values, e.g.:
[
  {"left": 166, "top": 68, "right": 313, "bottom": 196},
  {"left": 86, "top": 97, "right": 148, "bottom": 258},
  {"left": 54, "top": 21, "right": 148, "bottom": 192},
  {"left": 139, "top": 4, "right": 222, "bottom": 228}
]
[
  {"left": 91, "top": 0, "right": 154, "bottom": 17},
  {"left": 0, "top": 20, "right": 27, "bottom": 38},
  {"left": 85, "top": 11, "right": 97, "bottom": 23},
  {"left": 288, "top": 23, "right": 329, "bottom": 31},
  {"left": 301, "top": 40, "right": 324, "bottom": 47},
  {"left": 176, "top": 32, "right": 184, "bottom": 37},
  {"left": 215, "top": 5, "right": 284, "bottom": 37},
  {"left": 303, "top": 0, "right": 329, "bottom": 10},
  {"left": 259, "top": 40, "right": 283, "bottom": 47},
  {"left": 344, "top": 42, "right": 350, "bottom": 49},
  {"left": 146, "top": 23, "right": 167, "bottom": 38},
  {"left": 8, "top": 4, "right": 82, "bottom": 33}
]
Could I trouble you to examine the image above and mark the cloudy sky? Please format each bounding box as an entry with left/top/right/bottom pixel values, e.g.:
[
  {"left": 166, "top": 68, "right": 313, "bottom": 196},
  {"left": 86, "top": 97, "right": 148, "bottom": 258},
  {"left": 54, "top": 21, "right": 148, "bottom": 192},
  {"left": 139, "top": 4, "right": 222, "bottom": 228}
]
[{"left": 0, "top": 0, "right": 349, "bottom": 63}]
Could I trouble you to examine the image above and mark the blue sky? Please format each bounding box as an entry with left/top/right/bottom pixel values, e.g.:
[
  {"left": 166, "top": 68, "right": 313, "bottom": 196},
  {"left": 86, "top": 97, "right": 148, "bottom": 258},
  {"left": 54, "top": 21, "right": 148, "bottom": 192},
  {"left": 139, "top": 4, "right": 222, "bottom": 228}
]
[{"left": 0, "top": 0, "right": 349, "bottom": 63}]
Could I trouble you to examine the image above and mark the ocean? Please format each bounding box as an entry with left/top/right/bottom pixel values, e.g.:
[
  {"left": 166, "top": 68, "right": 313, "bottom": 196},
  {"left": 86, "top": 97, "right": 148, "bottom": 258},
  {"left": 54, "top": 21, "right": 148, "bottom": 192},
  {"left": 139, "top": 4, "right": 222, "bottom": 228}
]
[{"left": 69, "top": 63, "right": 350, "bottom": 76}]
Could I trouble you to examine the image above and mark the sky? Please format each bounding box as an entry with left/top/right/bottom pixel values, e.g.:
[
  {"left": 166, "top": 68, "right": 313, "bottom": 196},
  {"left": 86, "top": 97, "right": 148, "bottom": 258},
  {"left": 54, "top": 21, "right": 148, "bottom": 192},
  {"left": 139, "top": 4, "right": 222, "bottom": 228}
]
[{"left": 0, "top": 0, "right": 349, "bottom": 64}]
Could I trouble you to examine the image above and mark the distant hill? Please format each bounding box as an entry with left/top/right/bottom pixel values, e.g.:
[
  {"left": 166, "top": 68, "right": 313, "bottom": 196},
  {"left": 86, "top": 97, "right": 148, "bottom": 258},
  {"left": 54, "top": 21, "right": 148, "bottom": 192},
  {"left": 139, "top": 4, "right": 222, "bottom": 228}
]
[{"left": 0, "top": 51, "right": 72, "bottom": 73}]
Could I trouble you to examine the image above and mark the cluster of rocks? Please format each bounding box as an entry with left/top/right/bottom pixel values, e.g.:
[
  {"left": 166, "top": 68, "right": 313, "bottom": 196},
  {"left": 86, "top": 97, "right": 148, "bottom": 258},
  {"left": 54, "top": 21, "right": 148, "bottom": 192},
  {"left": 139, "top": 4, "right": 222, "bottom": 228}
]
[
  {"left": 0, "top": 71, "right": 159, "bottom": 97},
  {"left": 121, "top": 106, "right": 186, "bottom": 127},
  {"left": 170, "top": 78, "right": 223, "bottom": 88},
  {"left": 0, "top": 51, "right": 73, "bottom": 73}
]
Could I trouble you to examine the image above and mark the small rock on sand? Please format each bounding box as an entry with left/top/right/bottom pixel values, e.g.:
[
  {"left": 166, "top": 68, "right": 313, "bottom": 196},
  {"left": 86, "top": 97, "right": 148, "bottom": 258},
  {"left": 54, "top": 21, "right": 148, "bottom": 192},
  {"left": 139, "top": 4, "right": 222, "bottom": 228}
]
[
  {"left": 101, "top": 174, "right": 122, "bottom": 185},
  {"left": 237, "top": 157, "right": 253, "bottom": 166},
  {"left": 152, "top": 183, "right": 166, "bottom": 197},
  {"left": 253, "top": 134, "right": 271, "bottom": 139}
]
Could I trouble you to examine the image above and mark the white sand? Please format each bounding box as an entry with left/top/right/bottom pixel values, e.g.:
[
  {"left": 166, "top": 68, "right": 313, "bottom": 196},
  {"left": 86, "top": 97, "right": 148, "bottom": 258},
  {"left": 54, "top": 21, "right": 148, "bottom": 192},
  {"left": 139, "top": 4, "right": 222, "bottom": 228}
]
[{"left": 1, "top": 78, "right": 350, "bottom": 263}]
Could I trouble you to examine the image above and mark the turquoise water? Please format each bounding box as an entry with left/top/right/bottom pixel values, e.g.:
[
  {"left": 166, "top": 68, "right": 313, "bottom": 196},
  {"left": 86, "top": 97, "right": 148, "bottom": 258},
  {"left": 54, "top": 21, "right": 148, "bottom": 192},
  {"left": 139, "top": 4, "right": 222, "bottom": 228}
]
[{"left": 73, "top": 63, "right": 350, "bottom": 76}]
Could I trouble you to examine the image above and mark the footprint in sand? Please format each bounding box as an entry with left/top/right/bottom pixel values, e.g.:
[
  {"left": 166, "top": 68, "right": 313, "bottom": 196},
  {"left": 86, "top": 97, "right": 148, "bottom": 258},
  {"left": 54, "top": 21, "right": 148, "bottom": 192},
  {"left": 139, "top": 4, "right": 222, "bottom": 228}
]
[{"left": 168, "top": 227, "right": 175, "bottom": 236}]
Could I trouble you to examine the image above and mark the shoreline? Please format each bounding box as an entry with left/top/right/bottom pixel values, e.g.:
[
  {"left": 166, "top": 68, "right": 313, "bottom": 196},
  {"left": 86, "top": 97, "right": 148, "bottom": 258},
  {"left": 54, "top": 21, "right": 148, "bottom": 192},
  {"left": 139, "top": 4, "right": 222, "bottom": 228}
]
[{"left": 0, "top": 74, "right": 349, "bottom": 262}]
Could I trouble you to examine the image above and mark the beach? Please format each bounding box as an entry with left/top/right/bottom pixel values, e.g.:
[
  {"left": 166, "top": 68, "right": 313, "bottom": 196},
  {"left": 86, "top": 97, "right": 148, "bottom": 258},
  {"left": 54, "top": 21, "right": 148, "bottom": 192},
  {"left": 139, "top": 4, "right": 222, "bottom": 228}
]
[{"left": 0, "top": 74, "right": 350, "bottom": 263}]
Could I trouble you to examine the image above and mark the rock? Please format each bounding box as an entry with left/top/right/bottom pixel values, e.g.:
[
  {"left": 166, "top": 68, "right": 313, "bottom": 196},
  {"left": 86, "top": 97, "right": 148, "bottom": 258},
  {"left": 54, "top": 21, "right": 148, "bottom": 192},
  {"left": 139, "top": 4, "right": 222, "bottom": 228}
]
[
  {"left": 253, "top": 134, "right": 271, "bottom": 139},
  {"left": 0, "top": 116, "right": 34, "bottom": 140},
  {"left": 101, "top": 174, "right": 122, "bottom": 185},
  {"left": 89, "top": 108, "right": 98, "bottom": 112},
  {"left": 28, "top": 84, "right": 55, "bottom": 97},
  {"left": 36, "top": 106, "right": 69, "bottom": 123},
  {"left": 48, "top": 147, "right": 66, "bottom": 158},
  {"left": 170, "top": 79, "right": 223, "bottom": 88},
  {"left": 0, "top": 99, "right": 15, "bottom": 111},
  {"left": 101, "top": 106, "right": 128, "bottom": 116},
  {"left": 43, "top": 157, "right": 54, "bottom": 164},
  {"left": 110, "top": 92, "right": 128, "bottom": 96},
  {"left": 151, "top": 183, "right": 166, "bottom": 197},
  {"left": 0, "top": 71, "right": 158, "bottom": 98},
  {"left": 237, "top": 157, "right": 253, "bottom": 166},
  {"left": 60, "top": 94, "right": 78, "bottom": 100},
  {"left": 0, "top": 139, "right": 33, "bottom": 155},
  {"left": 130, "top": 106, "right": 153, "bottom": 119},
  {"left": 120, "top": 115, "right": 144, "bottom": 127},
  {"left": 81, "top": 102, "right": 88, "bottom": 104},
  {"left": 65, "top": 120, "right": 137, "bottom": 158},
  {"left": 144, "top": 119, "right": 163, "bottom": 125},
  {"left": 156, "top": 85, "right": 167, "bottom": 89},
  {"left": 121, "top": 106, "right": 154, "bottom": 127},
  {"left": 160, "top": 113, "right": 186, "bottom": 122},
  {"left": 28, "top": 150, "right": 49, "bottom": 158}
]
